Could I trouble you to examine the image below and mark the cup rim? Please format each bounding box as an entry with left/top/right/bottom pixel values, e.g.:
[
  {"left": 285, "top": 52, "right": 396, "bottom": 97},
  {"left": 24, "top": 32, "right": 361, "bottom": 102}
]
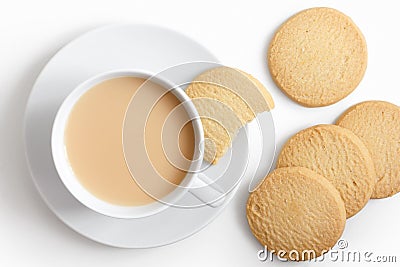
[{"left": 51, "top": 69, "right": 204, "bottom": 219}]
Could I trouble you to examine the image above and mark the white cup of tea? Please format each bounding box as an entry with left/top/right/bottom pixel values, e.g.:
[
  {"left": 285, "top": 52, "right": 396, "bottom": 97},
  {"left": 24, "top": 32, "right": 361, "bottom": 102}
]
[{"left": 51, "top": 69, "right": 225, "bottom": 219}]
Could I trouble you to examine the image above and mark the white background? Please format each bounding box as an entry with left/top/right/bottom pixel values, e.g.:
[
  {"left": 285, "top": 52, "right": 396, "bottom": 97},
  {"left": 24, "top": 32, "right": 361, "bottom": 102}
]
[{"left": 1, "top": 0, "right": 399, "bottom": 266}]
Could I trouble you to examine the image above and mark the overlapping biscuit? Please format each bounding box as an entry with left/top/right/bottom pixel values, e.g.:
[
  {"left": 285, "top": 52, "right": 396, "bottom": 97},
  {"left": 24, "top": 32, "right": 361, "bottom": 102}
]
[
  {"left": 337, "top": 101, "right": 400, "bottom": 198},
  {"left": 247, "top": 167, "right": 346, "bottom": 261},
  {"left": 277, "top": 124, "right": 376, "bottom": 218}
]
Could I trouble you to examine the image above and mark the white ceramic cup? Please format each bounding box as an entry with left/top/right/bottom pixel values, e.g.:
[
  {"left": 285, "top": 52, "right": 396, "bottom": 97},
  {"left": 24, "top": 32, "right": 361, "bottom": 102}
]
[{"left": 52, "top": 70, "right": 225, "bottom": 219}]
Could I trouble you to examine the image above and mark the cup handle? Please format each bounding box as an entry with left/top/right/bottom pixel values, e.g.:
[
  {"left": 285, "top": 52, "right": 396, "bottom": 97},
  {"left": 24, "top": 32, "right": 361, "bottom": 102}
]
[{"left": 189, "top": 173, "right": 226, "bottom": 208}]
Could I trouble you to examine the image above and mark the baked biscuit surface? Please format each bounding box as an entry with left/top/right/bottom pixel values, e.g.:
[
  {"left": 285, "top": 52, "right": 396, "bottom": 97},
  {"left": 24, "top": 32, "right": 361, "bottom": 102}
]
[
  {"left": 337, "top": 101, "right": 400, "bottom": 198},
  {"left": 186, "top": 66, "right": 274, "bottom": 164},
  {"left": 247, "top": 167, "right": 346, "bottom": 261},
  {"left": 277, "top": 124, "right": 376, "bottom": 218},
  {"left": 268, "top": 7, "right": 367, "bottom": 107}
]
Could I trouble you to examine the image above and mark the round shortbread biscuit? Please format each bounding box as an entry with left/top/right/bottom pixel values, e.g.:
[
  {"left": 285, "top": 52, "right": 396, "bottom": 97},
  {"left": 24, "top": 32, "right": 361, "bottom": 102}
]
[
  {"left": 336, "top": 101, "right": 400, "bottom": 199},
  {"left": 268, "top": 7, "right": 367, "bottom": 107},
  {"left": 247, "top": 167, "right": 346, "bottom": 261},
  {"left": 277, "top": 124, "right": 376, "bottom": 218}
]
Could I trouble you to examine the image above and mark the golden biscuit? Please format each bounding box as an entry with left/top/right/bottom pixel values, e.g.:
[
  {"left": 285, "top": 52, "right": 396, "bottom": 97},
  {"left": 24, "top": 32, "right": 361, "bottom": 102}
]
[
  {"left": 247, "top": 167, "right": 346, "bottom": 261},
  {"left": 277, "top": 124, "right": 376, "bottom": 218},
  {"left": 186, "top": 66, "right": 274, "bottom": 164},
  {"left": 268, "top": 7, "right": 367, "bottom": 107},
  {"left": 337, "top": 101, "right": 400, "bottom": 198}
]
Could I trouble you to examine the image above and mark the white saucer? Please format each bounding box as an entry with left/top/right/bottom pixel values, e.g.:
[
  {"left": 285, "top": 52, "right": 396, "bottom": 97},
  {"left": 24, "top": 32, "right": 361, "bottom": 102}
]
[{"left": 24, "top": 24, "right": 275, "bottom": 248}]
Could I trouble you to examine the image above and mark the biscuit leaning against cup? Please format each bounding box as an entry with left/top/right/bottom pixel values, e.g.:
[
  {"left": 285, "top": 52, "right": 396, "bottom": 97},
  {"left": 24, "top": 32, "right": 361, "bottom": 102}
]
[{"left": 185, "top": 66, "right": 274, "bottom": 164}]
